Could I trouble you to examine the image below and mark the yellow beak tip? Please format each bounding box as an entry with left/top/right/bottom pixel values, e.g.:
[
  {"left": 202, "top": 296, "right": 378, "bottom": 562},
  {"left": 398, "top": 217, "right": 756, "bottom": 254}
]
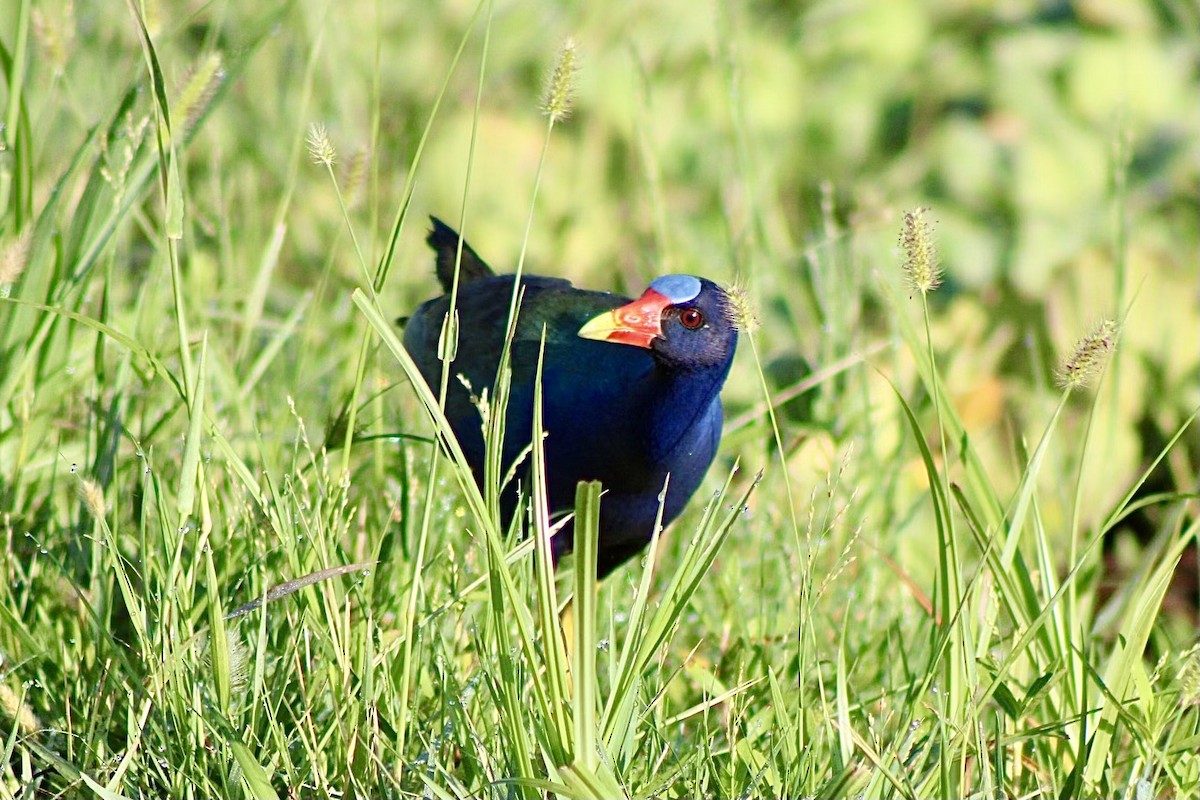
[{"left": 577, "top": 311, "right": 617, "bottom": 341}]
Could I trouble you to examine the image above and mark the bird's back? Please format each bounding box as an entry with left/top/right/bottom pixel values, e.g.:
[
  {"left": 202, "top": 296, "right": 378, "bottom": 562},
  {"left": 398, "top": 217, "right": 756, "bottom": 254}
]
[{"left": 404, "top": 273, "right": 654, "bottom": 484}]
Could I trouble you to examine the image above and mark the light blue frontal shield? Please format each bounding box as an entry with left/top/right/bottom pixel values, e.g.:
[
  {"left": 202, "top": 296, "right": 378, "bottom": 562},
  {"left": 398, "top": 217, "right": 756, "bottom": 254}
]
[{"left": 648, "top": 274, "right": 702, "bottom": 304}]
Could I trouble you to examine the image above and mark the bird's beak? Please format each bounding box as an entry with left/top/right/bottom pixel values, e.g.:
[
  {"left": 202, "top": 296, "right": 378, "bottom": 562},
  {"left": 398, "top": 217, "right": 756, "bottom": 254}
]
[{"left": 578, "top": 288, "right": 671, "bottom": 349}]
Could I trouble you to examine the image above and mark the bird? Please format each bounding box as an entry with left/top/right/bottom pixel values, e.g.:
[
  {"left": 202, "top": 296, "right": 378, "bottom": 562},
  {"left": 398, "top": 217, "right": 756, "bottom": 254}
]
[{"left": 403, "top": 217, "right": 738, "bottom": 578}]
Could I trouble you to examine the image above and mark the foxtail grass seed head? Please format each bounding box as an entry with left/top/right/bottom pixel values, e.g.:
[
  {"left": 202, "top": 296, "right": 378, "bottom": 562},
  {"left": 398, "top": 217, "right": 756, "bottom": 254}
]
[
  {"left": 0, "top": 230, "right": 31, "bottom": 288},
  {"left": 99, "top": 112, "right": 150, "bottom": 205},
  {"left": 1056, "top": 319, "right": 1118, "bottom": 391},
  {"left": 226, "top": 630, "right": 251, "bottom": 696},
  {"left": 1176, "top": 644, "right": 1200, "bottom": 706},
  {"left": 306, "top": 122, "right": 336, "bottom": 167},
  {"left": 899, "top": 207, "right": 942, "bottom": 296},
  {"left": 32, "top": 1, "right": 75, "bottom": 76},
  {"left": 724, "top": 282, "right": 759, "bottom": 333},
  {"left": 80, "top": 478, "right": 106, "bottom": 520},
  {"left": 341, "top": 146, "right": 371, "bottom": 208},
  {"left": 0, "top": 683, "right": 40, "bottom": 735},
  {"left": 542, "top": 37, "right": 578, "bottom": 123},
  {"left": 177, "top": 52, "right": 225, "bottom": 138}
]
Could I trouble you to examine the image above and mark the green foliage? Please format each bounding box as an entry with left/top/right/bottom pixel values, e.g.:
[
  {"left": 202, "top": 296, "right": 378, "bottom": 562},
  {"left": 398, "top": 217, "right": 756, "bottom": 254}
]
[{"left": 2, "top": 0, "right": 1198, "bottom": 798}]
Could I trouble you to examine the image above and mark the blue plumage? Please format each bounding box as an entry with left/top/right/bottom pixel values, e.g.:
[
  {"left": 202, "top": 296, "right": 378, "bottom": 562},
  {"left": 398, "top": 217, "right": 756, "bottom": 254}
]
[{"left": 403, "top": 218, "right": 737, "bottom": 577}]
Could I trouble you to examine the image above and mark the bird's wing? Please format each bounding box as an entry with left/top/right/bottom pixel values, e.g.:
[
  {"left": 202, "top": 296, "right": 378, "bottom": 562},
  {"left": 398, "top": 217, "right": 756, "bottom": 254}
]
[
  {"left": 402, "top": 274, "right": 636, "bottom": 484},
  {"left": 406, "top": 274, "right": 627, "bottom": 372}
]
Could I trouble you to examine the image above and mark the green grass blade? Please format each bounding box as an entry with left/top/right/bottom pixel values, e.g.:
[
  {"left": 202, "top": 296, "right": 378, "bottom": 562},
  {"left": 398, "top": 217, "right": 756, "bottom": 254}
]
[
  {"left": 230, "top": 742, "right": 280, "bottom": 800},
  {"left": 530, "top": 329, "right": 572, "bottom": 756},
  {"left": 1082, "top": 514, "right": 1199, "bottom": 786},
  {"left": 572, "top": 481, "right": 602, "bottom": 772},
  {"left": 176, "top": 333, "right": 207, "bottom": 528}
]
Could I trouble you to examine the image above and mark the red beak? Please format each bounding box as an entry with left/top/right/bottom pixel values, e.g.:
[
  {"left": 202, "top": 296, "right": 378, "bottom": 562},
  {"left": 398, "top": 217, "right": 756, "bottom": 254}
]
[{"left": 577, "top": 288, "right": 672, "bottom": 349}]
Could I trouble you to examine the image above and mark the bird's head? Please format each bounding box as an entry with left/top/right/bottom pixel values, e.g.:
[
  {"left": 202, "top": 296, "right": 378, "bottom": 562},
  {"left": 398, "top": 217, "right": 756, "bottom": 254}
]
[{"left": 578, "top": 275, "right": 738, "bottom": 371}]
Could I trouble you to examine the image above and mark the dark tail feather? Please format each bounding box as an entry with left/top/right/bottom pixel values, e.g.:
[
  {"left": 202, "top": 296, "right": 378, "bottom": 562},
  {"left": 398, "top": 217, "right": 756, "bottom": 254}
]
[{"left": 427, "top": 216, "right": 495, "bottom": 292}]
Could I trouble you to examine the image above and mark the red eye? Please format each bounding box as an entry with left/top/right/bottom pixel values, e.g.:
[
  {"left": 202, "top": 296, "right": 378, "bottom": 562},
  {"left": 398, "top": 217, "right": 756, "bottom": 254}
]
[{"left": 679, "top": 308, "right": 704, "bottom": 329}]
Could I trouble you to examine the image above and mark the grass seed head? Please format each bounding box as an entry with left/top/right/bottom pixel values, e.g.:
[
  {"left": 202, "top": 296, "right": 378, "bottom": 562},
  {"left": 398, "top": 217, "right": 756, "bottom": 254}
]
[
  {"left": 32, "top": 1, "right": 75, "bottom": 76},
  {"left": 1056, "top": 319, "right": 1119, "bottom": 391},
  {"left": 341, "top": 146, "right": 372, "bottom": 208},
  {"left": 99, "top": 112, "right": 150, "bottom": 205},
  {"left": 0, "top": 230, "right": 31, "bottom": 287},
  {"left": 724, "top": 282, "right": 759, "bottom": 333},
  {"left": 542, "top": 37, "right": 578, "bottom": 123},
  {"left": 1177, "top": 644, "right": 1200, "bottom": 707},
  {"left": 307, "top": 122, "right": 336, "bottom": 167},
  {"left": 80, "top": 478, "right": 106, "bottom": 520},
  {"left": 226, "top": 630, "right": 251, "bottom": 696},
  {"left": 0, "top": 683, "right": 40, "bottom": 735},
  {"left": 177, "top": 52, "right": 226, "bottom": 138},
  {"left": 899, "top": 207, "right": 942, "bottom": 296}
]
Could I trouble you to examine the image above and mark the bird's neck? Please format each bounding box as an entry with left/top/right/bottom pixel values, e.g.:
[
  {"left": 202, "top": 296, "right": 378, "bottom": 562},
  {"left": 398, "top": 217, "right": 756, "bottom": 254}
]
[{"left": 643, "top": 361, "right": 731, "bottom": 465}]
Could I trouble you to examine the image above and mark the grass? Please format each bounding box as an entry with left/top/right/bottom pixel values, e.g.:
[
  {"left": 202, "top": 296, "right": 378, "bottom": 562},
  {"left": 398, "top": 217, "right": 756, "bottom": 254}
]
[{"left": 2, "top": 1, "right": 1199, "bottom": 798}]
